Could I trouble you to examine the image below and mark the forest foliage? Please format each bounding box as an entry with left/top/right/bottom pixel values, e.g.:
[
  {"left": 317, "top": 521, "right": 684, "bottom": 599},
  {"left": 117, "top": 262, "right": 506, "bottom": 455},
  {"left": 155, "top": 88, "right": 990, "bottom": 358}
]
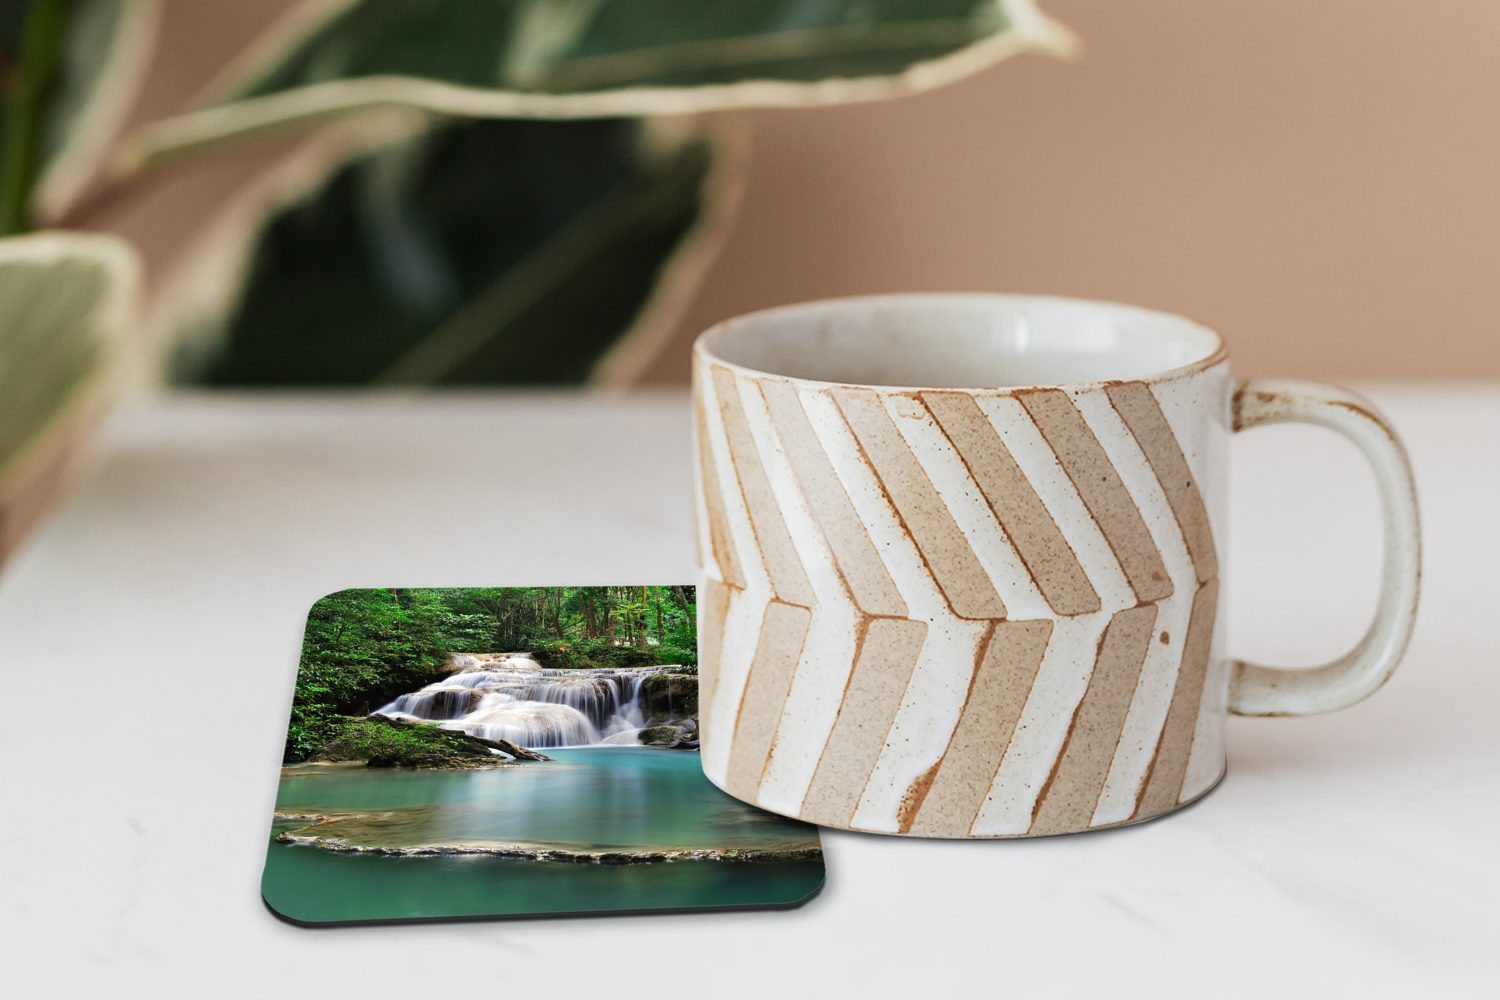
[{"left": 286, "top": 586, "right": 697, "bottom": 762}]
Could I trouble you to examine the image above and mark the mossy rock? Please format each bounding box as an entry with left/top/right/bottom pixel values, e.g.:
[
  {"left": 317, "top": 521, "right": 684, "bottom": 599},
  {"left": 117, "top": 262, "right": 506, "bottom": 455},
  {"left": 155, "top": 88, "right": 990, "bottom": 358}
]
[
  {"left": 637, "top": 725, "right": 680, "bottom": 747},
  {"left": 635, "top": 721, "right": 699, "bottom": 750},
  {"left": 308, "top": 715, "right": 548, "bottom": 767}
]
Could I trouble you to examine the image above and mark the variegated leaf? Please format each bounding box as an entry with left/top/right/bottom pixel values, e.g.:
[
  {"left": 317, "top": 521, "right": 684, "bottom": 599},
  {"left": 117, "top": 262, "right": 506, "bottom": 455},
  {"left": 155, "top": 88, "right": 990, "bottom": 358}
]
[
  {"left": 0, "top": 231, "right": 141, "bottom": 562},
  {"left": 120, "top": 0, "right": 1075, "bottom": 169}
]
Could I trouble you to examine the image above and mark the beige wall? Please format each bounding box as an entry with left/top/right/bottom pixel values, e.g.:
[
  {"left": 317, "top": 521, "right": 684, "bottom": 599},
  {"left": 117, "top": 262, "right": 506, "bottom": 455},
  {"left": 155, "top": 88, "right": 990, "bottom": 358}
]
[
  {"left": 124, "top": 1, "right": 1500, "bottom": 383},
  {"left": 658, "top": 0, "right": 1500, "bottom": 383}
]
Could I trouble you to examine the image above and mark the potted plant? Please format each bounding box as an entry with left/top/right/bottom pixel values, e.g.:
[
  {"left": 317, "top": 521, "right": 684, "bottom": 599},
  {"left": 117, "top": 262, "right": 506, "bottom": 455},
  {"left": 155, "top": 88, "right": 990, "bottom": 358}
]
[{"left": 0, "top": 0, "right": 1076, "bottom": 563}]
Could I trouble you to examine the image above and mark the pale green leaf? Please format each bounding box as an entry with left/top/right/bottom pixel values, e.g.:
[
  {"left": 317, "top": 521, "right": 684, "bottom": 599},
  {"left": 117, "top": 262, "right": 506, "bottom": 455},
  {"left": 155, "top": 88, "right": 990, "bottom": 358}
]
[
  {"left": 0, "top": 231, "right": 141, "bottom": 559},
  {"left": 32, "top": 0, "right": 161, "bottom": 222},
  {"left": 120, "top": 0, "right": 1076, "bottom": 169}
]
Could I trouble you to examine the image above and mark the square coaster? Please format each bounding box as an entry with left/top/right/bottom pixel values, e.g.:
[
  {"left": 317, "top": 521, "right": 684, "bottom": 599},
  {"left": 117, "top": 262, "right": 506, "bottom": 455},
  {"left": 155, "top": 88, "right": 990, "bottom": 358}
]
[{"left": 262, "top": 586, "right": 823, "bottom": 924}]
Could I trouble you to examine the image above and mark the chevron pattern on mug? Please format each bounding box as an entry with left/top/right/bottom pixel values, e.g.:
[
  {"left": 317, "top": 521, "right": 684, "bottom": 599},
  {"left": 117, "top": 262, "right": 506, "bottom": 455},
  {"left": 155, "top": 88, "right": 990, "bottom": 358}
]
[
  {"left": 693, "top": 293, "right": 1422, "bottom": 838},
  {"left": 692, "top": 302, "right": 1237, "bottom": 837}
]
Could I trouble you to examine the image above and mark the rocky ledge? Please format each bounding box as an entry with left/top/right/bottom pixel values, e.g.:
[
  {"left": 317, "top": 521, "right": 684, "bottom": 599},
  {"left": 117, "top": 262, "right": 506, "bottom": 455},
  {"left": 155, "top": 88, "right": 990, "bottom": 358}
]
[
  {"left": 307, "top": 714, "right": 550, "bottom": 768},
  {"left": 273, "top": 829, "right": 821, "bottom": 865},
  {"left": 637, "top": 673, "right": 698, "bottom": 724}
]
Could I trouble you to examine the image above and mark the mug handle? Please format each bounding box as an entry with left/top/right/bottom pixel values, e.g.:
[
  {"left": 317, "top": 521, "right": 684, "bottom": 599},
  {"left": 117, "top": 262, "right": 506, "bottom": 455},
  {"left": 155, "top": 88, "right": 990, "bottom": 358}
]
[{"left": 1229, "top": 379, "right": 1422, "bottom": 716}]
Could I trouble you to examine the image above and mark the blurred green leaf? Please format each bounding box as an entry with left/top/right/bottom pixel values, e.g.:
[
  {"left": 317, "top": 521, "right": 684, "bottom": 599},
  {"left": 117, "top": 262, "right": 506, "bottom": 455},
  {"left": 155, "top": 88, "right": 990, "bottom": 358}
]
[
  {"left": 121, "top": 0, "right": 1075, "bottom": 168},
  {"left": 170, "top": 116, "right": 721, "bottom": 386},
  {"left": 0, "top": 0, "right": 159, "bottom": 228},
  {"left": 33, "top": 0, "right": 159, "bottom": 222},
  {"left": 0, "top": 231, "right": 140, "bottom": 559},
  {"left": 0, "top": 0, "right": 72, "bottom": 233}
]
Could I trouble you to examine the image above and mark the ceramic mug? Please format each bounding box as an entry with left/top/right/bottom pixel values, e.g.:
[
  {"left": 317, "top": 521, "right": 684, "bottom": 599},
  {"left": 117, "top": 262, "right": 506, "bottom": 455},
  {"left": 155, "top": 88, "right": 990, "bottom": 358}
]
[{"left": 691, "top": 294, "right": 1419, "bottom": 838}]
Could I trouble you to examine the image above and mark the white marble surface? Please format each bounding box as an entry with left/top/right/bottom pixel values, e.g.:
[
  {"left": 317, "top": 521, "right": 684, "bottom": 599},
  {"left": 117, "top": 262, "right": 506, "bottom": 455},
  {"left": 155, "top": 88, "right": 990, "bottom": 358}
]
[{"left": 0, "top": 387, "right": 1494, "bottom": 997}]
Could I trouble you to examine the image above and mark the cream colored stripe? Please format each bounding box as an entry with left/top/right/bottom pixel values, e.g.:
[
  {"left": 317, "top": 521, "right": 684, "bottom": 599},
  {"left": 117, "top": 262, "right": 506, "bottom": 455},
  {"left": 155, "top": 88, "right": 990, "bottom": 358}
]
[
  {"left": 1018, "top": 388, "right": 1173, "bottom": 603},
  {"left": 1028, "top": 604, "right": 1159, "bottom": 835},
  {"left": 798, "top": 388, "right": 980, "bottom": 831},
  {"left": 799, "top": 616, "right": 929, "bottom": 828},
  {"left": 758, "top": 379, "right": 907, "bottom": 617},
  {"left": 1145, "top": 368, "right": 1229, "bottom": 570},
  {"left": 905, "top": 620, "right": 1054, "bottom": 836},
  {"left": 695, "top": 368, "right": 775, "bottom": 785},
  {"left": 735, "top": 378, "right": 864, "bottom": 813},
  {"left": 832, "top": 387, "right": 1007, "bottom": 620},
  {"left": 800, "top": 391, "right": 950, "bottom": 619},
  {"left": 710, "top": 365, "right": 817, "bottom": 606},
  {"left": 1106, "top": 382, "right": 1219, "bottom": 583},
  {"left": 850, "top": 616, "right": 990, "bottom": 832},
  {"left": 974, "top": 396, "right": 1134, "bottom": 609},
  {"left": 963, "top": 396, "right": 1143, "bottom": 836},
  {"left": 723, "top": 601, "right": 813, "bottom": 801},
  {"left": 1135, "top": 579, "right": 1220, "bottom": 818},
  {"left": 699, "top": 580, "right": 766, "bottom": 785},
  {"left": 693, "top": 385, "right": 745, "bottom": 589},
  {"left": 691, "top": 384, "right": 706, "bottom": 574},
  {"left": 884, "top": 393, "right": 1049, "bottom": 619},
  {"left": 1181, "top": 594, "right": 1229, "bottom": 801},
  {"left": 756, "top": 601, "right": 862, "bottom": 815},
  {"left": 1068, "top": 388, "right": 1201, "bottom": 827},
  {"left": 969, "top": 612, "right": 1111, "bottom": 835},
  {"left": 1150, "top": 373, "right": 1228, "bottom": 801},
  {"left": 696, "top": 577, "right": 732, "bottom": 728},
  {"left": 1089, "top": 590, "right": 1195, "bottom": 826},
  {"left": 924, "top": 392, "right": 1101, "bottom": 616}
]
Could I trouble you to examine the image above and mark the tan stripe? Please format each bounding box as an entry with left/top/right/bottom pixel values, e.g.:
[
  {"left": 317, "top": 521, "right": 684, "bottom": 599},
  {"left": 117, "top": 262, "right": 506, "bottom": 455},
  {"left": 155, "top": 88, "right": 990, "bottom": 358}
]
[
  {"left": 696, "top": 578, "right": 733, "bottom": 737},
  {"left": 832, "top": 388, "right": 1006, "bottom": 620},
  {"left": 723, "top": 601, "right": 812, "bottom": 799},
  {"left": 694, "top": 388, "right": 745, "bottom": 589},
  {"left": 1105, "top": 382, "right": 1219, "bottom": 583},
  {"left": 799, "top": 616, "right": 929, "bottom": 827},
  {"left": 760, "top": 379, "right": 908, "bottom": 617},
  {"left": 1018, "top": 389, "right": 1173, "bottom": 602},
  {"left": 897, "top": 758, "right": 944, "bottom": 834},
  {"left": 923, "top": 392, "right": 1102, "bottom": 616},
  {"left": 904, "top": 620, "right": 1054, "bottom": 836},
  {"left": 1134, "top": 579, "right": 1220, "bottom": 818},
  {"left": 1029, "top": 605, "right": 1160, "bottom": 835},
  {"left": 711, "top": 366, "right": 816, "bottom": 606}
]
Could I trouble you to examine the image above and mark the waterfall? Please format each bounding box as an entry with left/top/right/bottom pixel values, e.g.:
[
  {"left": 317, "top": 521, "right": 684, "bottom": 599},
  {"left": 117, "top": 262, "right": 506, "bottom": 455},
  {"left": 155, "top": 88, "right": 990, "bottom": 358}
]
[{"left": 376, "top": 653, "right": 664, "bottom": 748}]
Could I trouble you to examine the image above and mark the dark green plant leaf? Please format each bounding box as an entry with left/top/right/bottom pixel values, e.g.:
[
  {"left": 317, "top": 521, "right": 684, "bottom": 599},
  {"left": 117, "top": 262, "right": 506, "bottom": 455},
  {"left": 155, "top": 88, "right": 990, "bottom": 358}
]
[
  {"left": 121, "top": 0, "right": 1075, "bottom": 168},
  {"left": 0, "top": 0, "right": 158, "bottom": 228},
  {"left": 173, "top": 116, "right": 717, "bottom": 386},
  {"left": 0, "top": 0, "right": 72, "bottom": 233}
]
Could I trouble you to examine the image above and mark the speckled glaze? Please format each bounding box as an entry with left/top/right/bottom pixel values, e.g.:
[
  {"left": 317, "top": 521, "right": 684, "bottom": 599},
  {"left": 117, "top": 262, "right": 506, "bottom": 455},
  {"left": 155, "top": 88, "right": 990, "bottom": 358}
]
[{"left": 691, "top": 294, "right": 1420, "bottom": 838}]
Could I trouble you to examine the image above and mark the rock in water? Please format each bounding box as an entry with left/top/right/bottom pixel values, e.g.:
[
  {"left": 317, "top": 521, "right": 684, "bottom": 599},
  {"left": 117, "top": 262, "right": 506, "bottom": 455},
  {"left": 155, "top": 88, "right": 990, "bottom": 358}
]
[
  {"left": 637, "top": 725, "right": 678, "bottom": 747},
  {"left": 636, "top": 723, "right": 700, "bottom": 750},
  {"left": 464, "top": 732, "right": 552, "bottom": 761}
]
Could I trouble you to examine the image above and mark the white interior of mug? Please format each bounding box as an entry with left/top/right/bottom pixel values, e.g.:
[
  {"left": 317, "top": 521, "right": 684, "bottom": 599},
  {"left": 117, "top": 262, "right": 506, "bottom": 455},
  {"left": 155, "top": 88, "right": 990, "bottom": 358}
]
[{"left": 698, "top": 294, "right": 1225, "bottom": 389}]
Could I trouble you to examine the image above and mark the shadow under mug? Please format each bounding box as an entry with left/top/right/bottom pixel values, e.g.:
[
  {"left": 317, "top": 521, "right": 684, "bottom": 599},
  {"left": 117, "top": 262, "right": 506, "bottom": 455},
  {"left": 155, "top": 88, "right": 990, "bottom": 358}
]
[{"left": 691, "top": 293, "right": 1420, "bottom": 838}]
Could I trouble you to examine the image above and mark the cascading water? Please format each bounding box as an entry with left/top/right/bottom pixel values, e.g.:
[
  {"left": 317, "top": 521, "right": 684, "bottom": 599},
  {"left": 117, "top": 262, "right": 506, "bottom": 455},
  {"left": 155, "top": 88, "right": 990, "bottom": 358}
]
[{"left": 377, "top": 653, "right": 665, "bottom": 748}]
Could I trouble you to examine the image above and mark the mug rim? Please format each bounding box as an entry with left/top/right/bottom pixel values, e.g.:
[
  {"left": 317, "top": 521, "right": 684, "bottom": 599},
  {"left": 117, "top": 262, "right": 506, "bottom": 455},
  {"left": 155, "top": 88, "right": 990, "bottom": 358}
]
[{"left": 693, "top": 292, "right": 1229, "bottom": 393}]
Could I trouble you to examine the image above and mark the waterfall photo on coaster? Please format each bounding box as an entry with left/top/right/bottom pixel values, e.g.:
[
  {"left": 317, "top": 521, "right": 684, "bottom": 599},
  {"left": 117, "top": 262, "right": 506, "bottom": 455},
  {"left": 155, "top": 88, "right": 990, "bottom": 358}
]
[{"left": 263, "top": 586, "right": 823, "bottom": 924}]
